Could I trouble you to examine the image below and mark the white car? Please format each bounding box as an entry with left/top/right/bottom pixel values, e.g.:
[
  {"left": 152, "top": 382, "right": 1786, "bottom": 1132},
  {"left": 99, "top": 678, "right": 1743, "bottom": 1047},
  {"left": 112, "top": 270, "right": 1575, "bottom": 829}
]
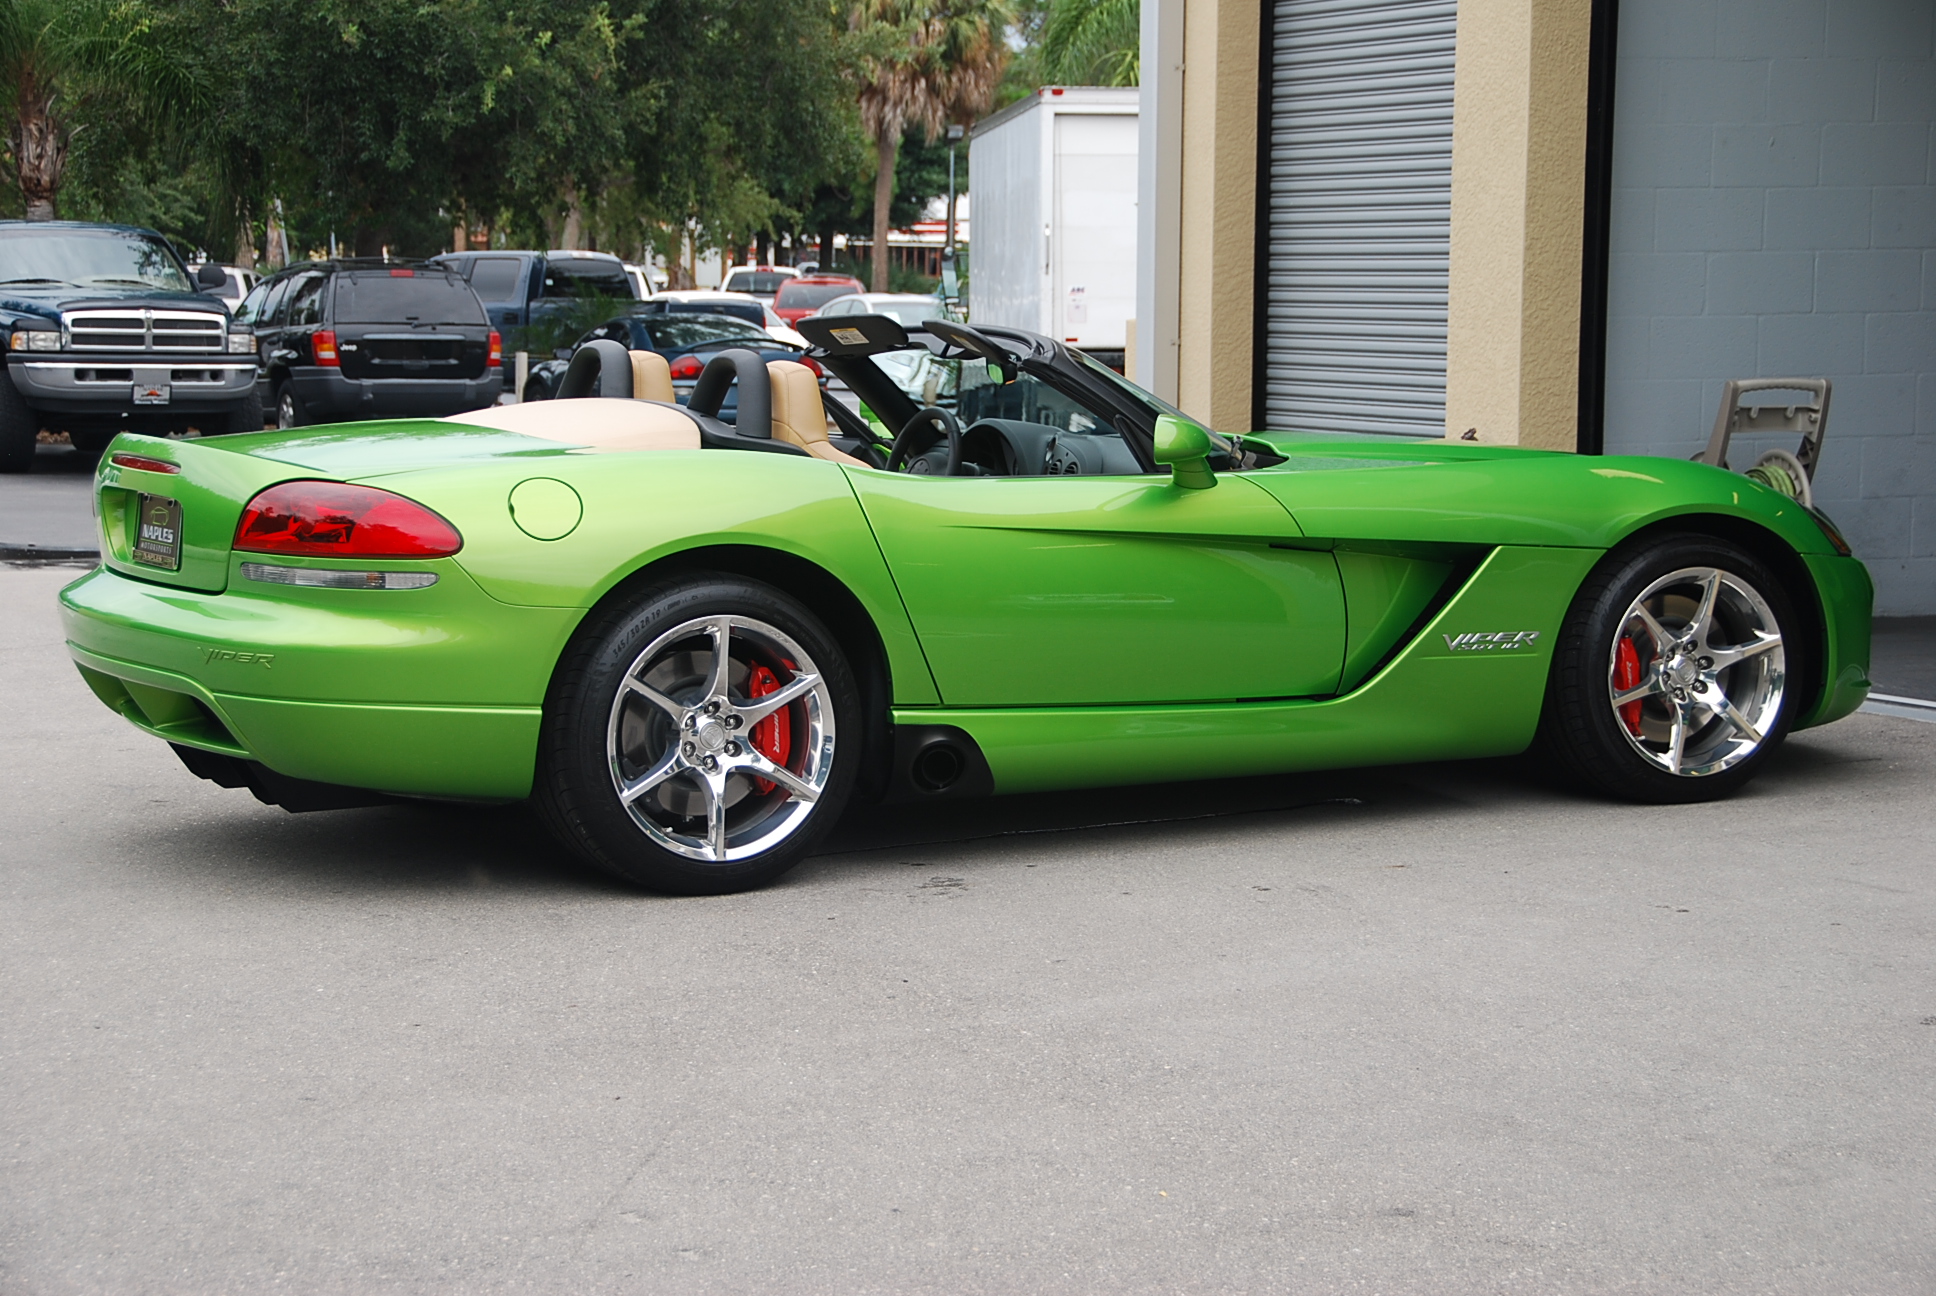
[
  {"left": 623, "top": 261, "right": 666, "bottom": 298},
  {"left": 718, "top": 265, "right": 799, "bottom": 301},
  {"left": 194, "top": 264, "right": 259, "bottom": 305},
  {"left": 809, "top": 292, "right": 952, "bottom": 330},
  {"left": 653, "top": 289, "right": 808, "bottom": 348}
]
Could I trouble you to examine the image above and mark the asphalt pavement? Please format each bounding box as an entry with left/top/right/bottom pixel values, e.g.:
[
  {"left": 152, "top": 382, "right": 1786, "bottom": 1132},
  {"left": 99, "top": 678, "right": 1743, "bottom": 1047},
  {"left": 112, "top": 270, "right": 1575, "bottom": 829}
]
[
  {"left": 0, "top": 444, "right": 98, "bottom": 557},
  {"left": 3, "top": 563, "right": 1932, "bottom": 1294}
]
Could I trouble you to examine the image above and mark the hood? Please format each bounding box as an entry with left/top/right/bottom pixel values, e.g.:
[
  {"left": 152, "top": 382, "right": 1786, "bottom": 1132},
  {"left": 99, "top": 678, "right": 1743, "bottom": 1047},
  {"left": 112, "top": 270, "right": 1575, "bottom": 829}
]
[{"left": 0, "top": 286, "right": 230, "bottom": 323}]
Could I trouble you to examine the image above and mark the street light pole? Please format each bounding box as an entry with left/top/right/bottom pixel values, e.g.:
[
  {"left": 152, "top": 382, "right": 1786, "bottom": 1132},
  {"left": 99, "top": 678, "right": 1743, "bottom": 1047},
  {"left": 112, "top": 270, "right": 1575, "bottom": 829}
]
[{"left": 943, "top": 123, "right": 965, "bottom": 308}]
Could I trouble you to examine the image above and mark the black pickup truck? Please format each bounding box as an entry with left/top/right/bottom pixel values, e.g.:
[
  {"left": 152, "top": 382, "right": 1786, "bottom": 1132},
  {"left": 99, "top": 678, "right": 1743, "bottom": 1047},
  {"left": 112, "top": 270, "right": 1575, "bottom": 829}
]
[{"left": 0, "top": 221, "right": 261, "bottom": 471}]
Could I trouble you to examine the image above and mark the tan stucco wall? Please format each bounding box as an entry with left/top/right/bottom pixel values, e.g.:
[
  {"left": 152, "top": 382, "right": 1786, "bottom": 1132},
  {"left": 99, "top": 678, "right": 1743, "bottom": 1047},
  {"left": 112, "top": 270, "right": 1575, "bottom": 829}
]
[
  {"left": 1175, "top": 0, "right": 1259, "bottom": 432},
  {"left": 1443, "top": 0, "right": 1593, "bottom": 450}
]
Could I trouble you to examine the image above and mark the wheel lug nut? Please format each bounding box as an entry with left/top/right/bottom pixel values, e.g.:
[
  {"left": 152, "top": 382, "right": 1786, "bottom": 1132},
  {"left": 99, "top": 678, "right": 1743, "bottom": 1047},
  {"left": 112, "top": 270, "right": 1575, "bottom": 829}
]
[
  {"left": 726, "top": 741, "right": 741, "bottom": 756},
  {"left": 1699, "top": 657, "right": 1713, "bottom": 669},
  {"left": 682, "top": 742, "right": 695, "bottom": 756},
  {"left": 1693, "top": 681, "right": 1707, "bottom": 693}
]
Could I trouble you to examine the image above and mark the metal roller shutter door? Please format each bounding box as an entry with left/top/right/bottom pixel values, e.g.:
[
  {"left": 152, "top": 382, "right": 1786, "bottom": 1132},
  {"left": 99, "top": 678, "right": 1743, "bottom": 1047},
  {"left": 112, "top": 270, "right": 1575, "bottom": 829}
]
[{"left": 1261, "top": 0, "right": 1457, "bottom": 437}]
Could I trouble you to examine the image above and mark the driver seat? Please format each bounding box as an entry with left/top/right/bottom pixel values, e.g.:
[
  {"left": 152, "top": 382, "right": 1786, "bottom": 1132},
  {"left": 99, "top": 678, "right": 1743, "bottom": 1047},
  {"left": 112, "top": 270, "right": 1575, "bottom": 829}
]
[{"left": 768, "top": 360, "right": 864, "bottom": 466}]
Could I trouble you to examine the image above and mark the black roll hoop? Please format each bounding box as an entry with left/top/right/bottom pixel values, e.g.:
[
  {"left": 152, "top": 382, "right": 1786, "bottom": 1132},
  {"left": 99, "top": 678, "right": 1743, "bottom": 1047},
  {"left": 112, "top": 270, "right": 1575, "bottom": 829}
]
[
  {"left": 685, "top": 347, "right": 772, "bottom": 437},
  {"left": 555, "top": 338, "right": 635, "bottom": 399}
]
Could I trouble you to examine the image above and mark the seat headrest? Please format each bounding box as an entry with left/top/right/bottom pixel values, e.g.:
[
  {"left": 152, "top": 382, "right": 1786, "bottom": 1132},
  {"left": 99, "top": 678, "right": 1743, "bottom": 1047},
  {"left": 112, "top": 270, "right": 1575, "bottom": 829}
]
[
  {"left": 630, "top": 350, "right": 674, "bottom": 404},
  {"left": 555, "top": 338, "right": 634, "bottom": 399}
]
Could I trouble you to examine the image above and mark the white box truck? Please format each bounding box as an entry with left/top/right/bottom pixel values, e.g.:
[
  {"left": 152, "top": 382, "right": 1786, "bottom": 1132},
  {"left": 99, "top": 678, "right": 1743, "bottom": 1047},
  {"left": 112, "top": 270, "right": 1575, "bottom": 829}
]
[{"left": 968, "top": 86, "right": 1138, "bottom": 354}]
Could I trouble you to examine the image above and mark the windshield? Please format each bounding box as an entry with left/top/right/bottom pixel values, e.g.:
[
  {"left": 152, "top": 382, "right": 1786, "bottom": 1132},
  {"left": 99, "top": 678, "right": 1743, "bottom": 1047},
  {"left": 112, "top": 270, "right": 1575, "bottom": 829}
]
[
  {"left": 334, "top": 273, "right": 486, "bottom": 324},
  {"left": 870, "top": 299, "right": 949, "bottom": 328},
  {"left": 872, "top": 348, "right": 1118, "bottom": 437},
  {"left": 637, "top": 314, "right": 771, "bottom": 349},
  {"left": 777, "top": 281, "right": 860, "bottom": 310},
  {"left": 659, "top": 300, "right": 765, "bottom": 328},
  {"left": 0, "top": 229, "right": 193, "bottom": 293},
  {"left": 542, "top": 258, "right": 634, "bottom": 299},
  {"left": 1067, "top": 346, "right": 1194, "bottom": 425},
  {"left": 722, "top": 271, "right": 792, "bottom": 295}
]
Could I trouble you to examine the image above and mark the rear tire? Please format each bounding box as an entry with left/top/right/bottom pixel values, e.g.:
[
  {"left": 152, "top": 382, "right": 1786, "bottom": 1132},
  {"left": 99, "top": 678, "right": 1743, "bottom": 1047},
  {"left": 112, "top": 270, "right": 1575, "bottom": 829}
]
[
  {"left": 275, "top": 381, "right": 305, "bottom": 429},
  {"left": 534, "top": 575, "right": 861, "bottom": 894},
  {"left": 0, "top": 372, "right": 38, "bottom": 473},
  {"left": 1537, "top": 533, "right": 1800, "bottom": 803}
]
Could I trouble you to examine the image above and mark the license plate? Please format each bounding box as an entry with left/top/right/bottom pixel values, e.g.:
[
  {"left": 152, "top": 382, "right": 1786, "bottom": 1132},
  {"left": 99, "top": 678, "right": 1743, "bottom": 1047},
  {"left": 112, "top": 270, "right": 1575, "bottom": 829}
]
[
  {"left": 133, "top": 494, "right": 183, "bottom": 570},
  {"left": 134, "top": 382, "right": 171, "bottom": 405}
]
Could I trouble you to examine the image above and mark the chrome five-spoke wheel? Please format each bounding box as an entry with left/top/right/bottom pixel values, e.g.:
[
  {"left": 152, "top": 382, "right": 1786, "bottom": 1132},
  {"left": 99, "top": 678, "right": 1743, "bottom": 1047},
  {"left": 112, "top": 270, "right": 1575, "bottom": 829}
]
[
  {"left": 607, "top": 614, "right": 834, "bottom": 863},
  {"left": 535, "top": 576, "right": 859, "bottom": 894},
  {"left": 1539, "top": 534, "right": 1801, "bottom": 803},
  {"left": 1607, "top": 566, "right": 1785, "bottom": 777}
]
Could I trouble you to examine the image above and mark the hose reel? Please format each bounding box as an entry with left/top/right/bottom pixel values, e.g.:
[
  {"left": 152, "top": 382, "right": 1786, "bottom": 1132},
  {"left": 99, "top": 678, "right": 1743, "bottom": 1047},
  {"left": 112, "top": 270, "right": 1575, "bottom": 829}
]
[{"left": 1693, "top": 377, "right": 1830, "bottom": 508}]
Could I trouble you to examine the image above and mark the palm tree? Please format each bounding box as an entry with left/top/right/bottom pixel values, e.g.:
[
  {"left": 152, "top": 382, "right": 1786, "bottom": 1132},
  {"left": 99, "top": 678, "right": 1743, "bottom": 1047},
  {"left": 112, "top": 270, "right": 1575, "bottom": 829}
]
[
  {"left": 0, "top": 0, "right": 208, "bottom": 220},
  {"left": 1042, "top": 0, "right": 1138, "bottom": 87},
  {"left": 852, "top": 0, "right": 1011, "bottom": 292}
]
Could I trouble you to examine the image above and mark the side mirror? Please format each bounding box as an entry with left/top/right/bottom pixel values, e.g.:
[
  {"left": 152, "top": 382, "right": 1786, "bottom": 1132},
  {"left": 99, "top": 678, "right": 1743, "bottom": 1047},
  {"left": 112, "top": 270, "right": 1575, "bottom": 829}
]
[
  {"left": 1152, "top": 415, "right": 1217, "bottom": 490},
  {"left": 196, "top": 262, "right": 227, "bottom": 290}
]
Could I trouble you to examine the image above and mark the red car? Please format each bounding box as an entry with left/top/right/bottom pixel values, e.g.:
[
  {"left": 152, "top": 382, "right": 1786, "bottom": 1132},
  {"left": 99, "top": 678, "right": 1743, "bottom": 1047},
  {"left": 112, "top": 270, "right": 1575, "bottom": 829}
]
[{"left": 772, "top": 275, "right": 863, "bottom": 325}]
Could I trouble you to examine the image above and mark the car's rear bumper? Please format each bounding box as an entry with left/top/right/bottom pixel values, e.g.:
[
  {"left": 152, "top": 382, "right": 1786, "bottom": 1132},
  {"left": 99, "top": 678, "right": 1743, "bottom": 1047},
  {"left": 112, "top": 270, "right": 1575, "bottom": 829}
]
[
  {"left": 8, "top": 358, "right": 258, "bottom": 415},
  {"left": 289, "top": 368, "right": 502, "bottom": 420},
  {"left": 59, "top": 563, "right": 579, "bottom": 799}
]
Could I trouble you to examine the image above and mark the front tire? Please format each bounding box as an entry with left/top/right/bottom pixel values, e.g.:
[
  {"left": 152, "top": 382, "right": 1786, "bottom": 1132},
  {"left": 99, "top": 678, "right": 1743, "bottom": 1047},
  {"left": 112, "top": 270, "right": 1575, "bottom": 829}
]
[
  {"left": 217, "top": 385, "right": 266, "bottom": 435},
  {"left": 0, "top": 372, "right": 37, "bottom": 473},
  {"left": 1538, "top": 534, "right": 1799, "bottom": 803},
  {"left": 534, "top": 576, "right": 860, "bottom": 894}
]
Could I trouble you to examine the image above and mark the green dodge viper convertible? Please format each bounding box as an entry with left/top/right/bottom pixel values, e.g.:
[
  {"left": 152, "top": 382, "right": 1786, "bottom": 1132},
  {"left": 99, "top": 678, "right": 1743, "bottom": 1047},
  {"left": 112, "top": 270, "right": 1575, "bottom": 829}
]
[{"left": 61, "top": 314, "right": 1873, "bottom": 893}]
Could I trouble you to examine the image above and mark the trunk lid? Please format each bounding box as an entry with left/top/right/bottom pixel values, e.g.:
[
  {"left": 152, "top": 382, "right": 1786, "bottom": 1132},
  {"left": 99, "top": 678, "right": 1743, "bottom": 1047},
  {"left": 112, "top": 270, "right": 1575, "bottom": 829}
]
[
  {"left": 94, "top": 434, "right": 326, "bottom": 594},
  {"left": 94, "top": 420, "right": 560, "bottom": 593}
]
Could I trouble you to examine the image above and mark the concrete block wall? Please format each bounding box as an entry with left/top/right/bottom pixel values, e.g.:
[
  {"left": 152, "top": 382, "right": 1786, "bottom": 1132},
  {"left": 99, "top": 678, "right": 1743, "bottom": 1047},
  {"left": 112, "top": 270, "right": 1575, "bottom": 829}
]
[{"left": 1602, "top": 0, "right": 1935, "bottom": 613}]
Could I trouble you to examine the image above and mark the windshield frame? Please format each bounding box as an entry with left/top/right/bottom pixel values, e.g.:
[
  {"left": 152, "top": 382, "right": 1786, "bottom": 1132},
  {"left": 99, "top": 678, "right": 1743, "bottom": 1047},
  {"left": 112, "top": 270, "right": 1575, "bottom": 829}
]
[{"left": 815, "top": 326, "right": 1189, "bottom": 473}]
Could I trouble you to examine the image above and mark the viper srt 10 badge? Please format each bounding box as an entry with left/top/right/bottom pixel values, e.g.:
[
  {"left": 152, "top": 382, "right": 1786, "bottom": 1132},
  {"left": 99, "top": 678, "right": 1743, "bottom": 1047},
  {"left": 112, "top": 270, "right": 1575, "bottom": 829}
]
[{"left": 1443, "top": 630, "right": 1541, "bottom": 652}]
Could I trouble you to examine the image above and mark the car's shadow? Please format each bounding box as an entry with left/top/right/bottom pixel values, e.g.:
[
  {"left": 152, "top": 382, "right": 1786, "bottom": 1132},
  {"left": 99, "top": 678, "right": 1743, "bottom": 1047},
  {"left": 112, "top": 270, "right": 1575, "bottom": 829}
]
[{"left": 127, "top": 732, "right": 1878, "bottom": 897}]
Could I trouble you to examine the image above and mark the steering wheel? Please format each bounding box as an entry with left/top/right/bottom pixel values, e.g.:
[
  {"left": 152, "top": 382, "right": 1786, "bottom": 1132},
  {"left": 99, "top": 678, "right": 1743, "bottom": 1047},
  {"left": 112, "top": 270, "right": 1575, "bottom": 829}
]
[{"left": 886, "top": 407, "right": 963, "bottom": 476}]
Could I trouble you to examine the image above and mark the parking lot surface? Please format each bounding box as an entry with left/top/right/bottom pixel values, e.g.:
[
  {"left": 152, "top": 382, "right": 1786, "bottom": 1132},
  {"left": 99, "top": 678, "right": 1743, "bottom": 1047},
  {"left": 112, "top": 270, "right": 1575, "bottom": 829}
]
[{"left": 3, "top": 562, "right": 1932, "bottom": 1294}]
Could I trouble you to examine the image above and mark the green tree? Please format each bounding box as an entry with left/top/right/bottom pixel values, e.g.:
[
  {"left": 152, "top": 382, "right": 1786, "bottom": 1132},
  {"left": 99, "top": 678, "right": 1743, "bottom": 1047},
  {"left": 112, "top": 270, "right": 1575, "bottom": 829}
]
[
  {"left": 1041, "top": 0, "right": 1138, "bottom": 86},
  {"left": 0, "top": 0, "right": 209, "bottom": 220},
  {"left": 851, "top": 0, "right": 1010, "bottom": 292}
]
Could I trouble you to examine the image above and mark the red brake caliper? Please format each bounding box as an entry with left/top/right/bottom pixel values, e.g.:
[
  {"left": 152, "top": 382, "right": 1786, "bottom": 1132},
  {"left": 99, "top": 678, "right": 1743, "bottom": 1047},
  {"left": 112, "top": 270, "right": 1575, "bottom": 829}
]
[
  {"left": 746, "top": 664, "right": 793, "bottom": 794},
  {"left": 1614, "top": 636, "right": 1644, "bottom": 735}
]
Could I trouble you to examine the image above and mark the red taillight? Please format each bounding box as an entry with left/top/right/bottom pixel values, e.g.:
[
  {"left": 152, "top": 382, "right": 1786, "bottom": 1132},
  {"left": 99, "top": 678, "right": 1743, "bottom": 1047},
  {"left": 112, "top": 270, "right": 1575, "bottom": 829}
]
[
  {"left": 487, "top": 331, "right": 502, "bottom": 368},
  {"left": 312, "top": 330, "right": 340, "bottom": 367},
  {"left": 234, "top": 482, "right": 462, "bottom": 558},
  {"left": 668, "top": 353, "right": 705, "bottom": 381},
  {"left": 109, "top": 453, "right": 179, "bottom": 474},
  {"left": 798, "top": 355, "right": 824, "bottom": 379},
  {"left": 389, "top": 268, "right": 415, "bottom": 277}
]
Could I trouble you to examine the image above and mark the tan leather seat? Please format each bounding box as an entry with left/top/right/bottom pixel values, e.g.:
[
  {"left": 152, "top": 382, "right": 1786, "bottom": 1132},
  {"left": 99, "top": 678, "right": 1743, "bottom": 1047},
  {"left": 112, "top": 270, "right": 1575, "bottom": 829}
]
[
  {"left": 630, "top": 350, "right": 675, "bottom": 404},
  {"left": 768, "top": 360, "right": 865, "bottom": 465}
]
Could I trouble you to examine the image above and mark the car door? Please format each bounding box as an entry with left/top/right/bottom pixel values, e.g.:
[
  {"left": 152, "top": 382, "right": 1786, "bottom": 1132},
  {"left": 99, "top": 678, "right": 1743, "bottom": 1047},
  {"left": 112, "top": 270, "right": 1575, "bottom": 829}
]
[
  {"left": 255, "top": 275, "right": 298, "bottom": 377},
  {"left": 849, "top": 468, "right": 1346, "bottom": 706}
]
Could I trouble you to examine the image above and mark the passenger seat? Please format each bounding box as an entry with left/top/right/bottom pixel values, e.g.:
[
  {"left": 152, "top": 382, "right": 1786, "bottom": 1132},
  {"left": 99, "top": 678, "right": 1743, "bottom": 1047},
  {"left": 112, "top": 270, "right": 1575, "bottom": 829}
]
[
  {"left": 768, "top": 360, "right": 864, "bottom": 465},
  {"left": 629, "top": 350, "right": 675, "bottom": 404}
]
